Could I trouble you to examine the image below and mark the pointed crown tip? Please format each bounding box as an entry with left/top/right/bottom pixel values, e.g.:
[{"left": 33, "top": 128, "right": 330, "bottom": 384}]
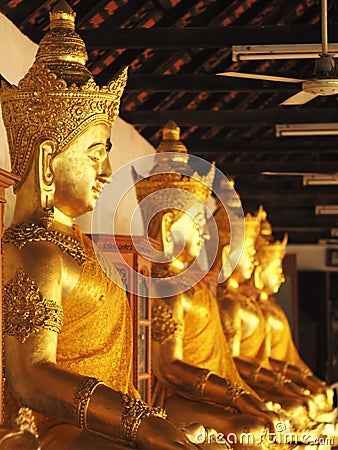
[
  {"left": 163, "top": 120, "right": 181, "bottom": 141},
  {"left": 50, "top": 1, "right": 76, "bottom": 29}
]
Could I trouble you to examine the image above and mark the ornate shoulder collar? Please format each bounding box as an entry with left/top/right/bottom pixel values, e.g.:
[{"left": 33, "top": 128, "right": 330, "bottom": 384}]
[
  {"left": 218, "top": 284, "right": 252, "bottom": 304},
  {"left": 3, "top": 223, "right": 85, "bottom": 266},
  {"left": 151, "top": 264, "right": 196, "bottom": 293}
]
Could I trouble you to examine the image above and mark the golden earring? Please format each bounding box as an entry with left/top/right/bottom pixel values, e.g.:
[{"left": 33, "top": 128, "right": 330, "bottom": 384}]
[{"left": 41, "top": 195, "right": 54, "bottom": 229}]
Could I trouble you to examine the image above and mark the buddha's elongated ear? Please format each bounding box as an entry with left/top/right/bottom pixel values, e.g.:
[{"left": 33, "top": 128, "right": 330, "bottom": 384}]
[
  {"left": 161, "top": 211, "right": 174, "bottom": 256},
  {"left": 220, "top": 244, "right": 233, "bottom": 281},
  {"left": 254, "top": 265, "right": 264, "bottom": 290},
  {"left": 38, "top": 140, "right": 56, "bottom": 228},
  {"left": 221, "top": 244, "right": 230, "bottom": 267}
]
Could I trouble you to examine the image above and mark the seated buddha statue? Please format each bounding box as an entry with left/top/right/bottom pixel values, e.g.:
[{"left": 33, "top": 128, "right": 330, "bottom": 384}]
[
  {"left": 254, "top": 210, "right": 335, "bottom": 421},
  {"left": 0, "top": 3, "right": 204, "bottom": 450},
  {"left": 133, "top": 120, "right": 289, "bottom": 449},
  {"left": 212, "top": 202, "right": 319, "bottom": 432}
]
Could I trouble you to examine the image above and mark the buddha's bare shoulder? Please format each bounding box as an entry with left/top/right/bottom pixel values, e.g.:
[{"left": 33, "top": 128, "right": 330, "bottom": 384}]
[{"left": 3, "top": 237, "right": 63, "bottom": 289}]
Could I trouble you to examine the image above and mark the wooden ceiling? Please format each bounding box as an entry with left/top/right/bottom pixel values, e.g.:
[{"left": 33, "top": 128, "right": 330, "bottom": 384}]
[{"left": 1, "top": 0, "right": 338, "bottom": 244}]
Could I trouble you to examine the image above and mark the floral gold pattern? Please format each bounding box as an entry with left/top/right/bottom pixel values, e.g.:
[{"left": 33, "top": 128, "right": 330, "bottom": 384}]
[
  {"left": 3, "top": 268, "right": 63, "bottom": 343},
  {"left": 132, "top": 121, "right": 215, "bottom": 218},
  {"left": 225, "top": 380, "right": 249, "bottom": 403},
  {"left": 0, "top": 2, "right": 128, "bottom": 186},
  {"left": 73, "top": 376, "right": 104, "bottom": 430},
  {"left": 195, "top": 369, "right": 212, "bottom": 399},
  {"left": 3, "top": 223, "right": 85, "bottom": 266},
  {"left": 15, "top": 407, "right": 39, "bottom": 439},
  {"left": 120, "top": 392, "right": 167, "bottom": 446},
  {"left": 151, "top": 301, "right": 183, "bottom": 344}
]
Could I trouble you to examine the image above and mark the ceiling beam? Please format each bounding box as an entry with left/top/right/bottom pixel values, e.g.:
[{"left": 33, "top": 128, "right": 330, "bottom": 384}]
[
  {"left": 115, "top": 74, "right": 300, "bottom": 93},
  {"left": 216, "top": 162, "right": 338, "bottom": 175},
  {"left": 184, "top": 137, "right": 338, "bottom": 154},
  {"left": 121, "top": 108, "right": 338, "bottom": 126},
  {"left": 82, "top": 25, "right": 327, "bottom": 49},
  {"left": 237, "top": 194, "right": 338, "bottom": 207},
  {"left": 239, "top": 208, "right": 337, "bottom": 226}
]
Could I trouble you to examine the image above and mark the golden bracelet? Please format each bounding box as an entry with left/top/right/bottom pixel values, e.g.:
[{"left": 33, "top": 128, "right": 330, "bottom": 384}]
[
  {"left": 251, "top": 364, "right": 261, "bottom": 384},
  {"left": 73, "top": 376, "right": 104, "bottom": 430},
  {"left": 120, "top": 393, "right": 167, "bottom": 446},
  {"left": 274, "top": 372, "right": 292, "bottom": 389},
  {"left": 195, "top": 369, "right": 213, "bottom": 399},
  {"left": 281, "top": 362, "right": 289, "bottom": 376},
  {"left": 299, "top": 368, "right": 312, "bottom": 382},
  {"left": 225, "top": 380, "right": 249, "bottom": 403}
]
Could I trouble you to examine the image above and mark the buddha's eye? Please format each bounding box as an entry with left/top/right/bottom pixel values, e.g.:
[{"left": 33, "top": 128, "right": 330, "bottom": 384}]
[{"left": 88, "top": 155, "right": 100, "bottom": 162}]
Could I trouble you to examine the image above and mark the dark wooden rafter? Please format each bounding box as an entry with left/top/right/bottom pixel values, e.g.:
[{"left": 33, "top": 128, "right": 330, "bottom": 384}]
[
  {"left": 215, "top": 161, "right": 338, "bottom": 175},
  {"left": 240, "top": 193, "right": 338, "bottom": 208},
  {"left": 82, "top": 25, "right": 325, "bottom": 49},
  {"left": 120, "top": 108, "right": 338, "bottom": 126},
  {"left": 181, "top": 137, "right": 338, "bottom": 154},
  {"left": 99, "top": 74, "right": 301, "bottom": 92},
  {"left": 0, "top": 0, "right": 337, "bottom": 244}
]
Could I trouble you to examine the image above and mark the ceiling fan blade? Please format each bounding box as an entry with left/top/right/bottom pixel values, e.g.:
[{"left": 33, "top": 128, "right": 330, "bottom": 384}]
[
  {"left": 280, "top": 90, "right": 318, "bottom": 105},
  {"left": 216, "top": 71, "right": 304, "bottom": 83},
  {"left": 262, "top": 171, "right": 314, "bottom": 176}
]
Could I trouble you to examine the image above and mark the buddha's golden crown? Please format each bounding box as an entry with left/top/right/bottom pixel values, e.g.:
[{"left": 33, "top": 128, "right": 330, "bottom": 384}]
[
  {"left": 0, "top": 0, "right": 128, "bottom": 187},
  {"left": 256, "top": 205, "right": 273, "bottom": 237},
  {"left": 133, "top": 120, "right": 215, "bottom": 212},
  {"left": 213, "top": 195, "right": 260, "bottom": 245},
  {"left": 255, "top": 206, "right": 288, "bottom": 261},
  {"left": 255, "top": 233, "right": 288, "bottom": 262}
]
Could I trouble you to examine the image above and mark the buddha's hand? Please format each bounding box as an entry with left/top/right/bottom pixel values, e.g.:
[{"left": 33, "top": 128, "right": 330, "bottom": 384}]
[
  {"left": 305, "top": 374, "right": 330, "bottom": 394},
  {"left": 235, "top": 393, "right": 287, "bottom": 434},
  {"left": 276, "top": 379, "right": 311, "bottom": 400},
  {"left": 136, "top": 415, "right": 201, "bottom": 450}
]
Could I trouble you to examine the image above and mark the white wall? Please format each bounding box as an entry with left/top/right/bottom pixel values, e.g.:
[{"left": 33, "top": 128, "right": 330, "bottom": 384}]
[
  {"left": 288, "top": 244, "right": 338, "bottom": 271},
  {"left": 0, "top": 12, "right": 154, "bottom": 234}
]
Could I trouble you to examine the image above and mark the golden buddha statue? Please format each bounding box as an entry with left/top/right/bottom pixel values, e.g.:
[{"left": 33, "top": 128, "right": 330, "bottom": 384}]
[
  {"left": 133, "top": 121, "right": 288, "bottom": 449},
  {"left": 212, "top": 201, "right": 330, "bottom": 433},
  {"left": 254, "top": 211, "right": 335, "bottom": 420},
  {"left": 0, "top": 3, "right": 202, "bottom": 449}
]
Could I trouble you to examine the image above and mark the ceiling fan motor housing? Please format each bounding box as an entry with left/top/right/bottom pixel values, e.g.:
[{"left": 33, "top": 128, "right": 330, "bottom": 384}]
[{"left": 303, "top": 79, "right": 338, "bottom": 95}]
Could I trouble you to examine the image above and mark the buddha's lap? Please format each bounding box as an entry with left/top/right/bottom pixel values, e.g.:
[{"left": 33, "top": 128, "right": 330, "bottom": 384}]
[
  {"left": 164, "top": 395, "right": 268, "bottom": 437},
  {"left": 40, "top": 425, "right": 132, "bottom": 450}
]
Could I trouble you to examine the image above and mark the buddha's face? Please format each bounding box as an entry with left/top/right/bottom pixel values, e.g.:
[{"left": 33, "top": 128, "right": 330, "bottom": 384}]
[
  {"left": 52, "top": 122, "right": 112, "bottom": 218},
  {"left": 170, "top": 202, "right": 206, "bottom": 263},
  {"left": 234, "top": 234, "right": 256, "bottom": 282},
  {"left": 260, "top": 258, "right": 285, "bottom": 295}
]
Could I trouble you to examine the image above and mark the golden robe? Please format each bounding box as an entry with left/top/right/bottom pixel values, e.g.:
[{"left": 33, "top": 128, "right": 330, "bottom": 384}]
[
  {"left": 259, "top": 298, "right": 310, "bottom": 371},
  {"left": 152, "top": 280, "right": 251, "bottom": 407},
  {"left": 5, "top": 228, "right": 137, "bottom": 437},
  {"left": 217, "top": 286, "right": 268, "bottom": 365}
]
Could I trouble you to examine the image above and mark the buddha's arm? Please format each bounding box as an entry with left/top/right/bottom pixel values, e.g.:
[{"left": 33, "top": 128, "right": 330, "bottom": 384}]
[
  {"left": 269, "top": 358, "right": 328, "bottom": 394},
  {"left": 267, "top": 302, "right": 329, "bottom": 394},
  {"left": 152, "top": 297, "right": 283, "bottom": 432},
  {"left": 4, "top": 245, "right": 197, "bottom": 450},
  {"left": 234, "top": 357, "right": 317, "bottom": 402}
]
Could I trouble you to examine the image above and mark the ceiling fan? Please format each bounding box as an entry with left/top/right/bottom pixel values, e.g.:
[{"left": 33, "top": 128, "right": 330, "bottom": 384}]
[{"left": 217, "top": 0, "right": 338, "bottom": 106}]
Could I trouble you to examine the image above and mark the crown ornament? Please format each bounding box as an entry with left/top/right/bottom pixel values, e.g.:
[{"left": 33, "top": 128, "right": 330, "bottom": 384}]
[
  {"left": 255, "top": 233, "right": 288, "bottom": 266},
  {"left": 133, "top": 120, "right": 215, "bottom": 214},
  {"left": 255, "top": 206, "right": 288, "bottom": 264},
  {"left": 0, "top": 0, "right": 128, "bottom": 188},
  {"left": 256, "top": 205, "right": 273, "bottom": 238},
  {"left": 213, "top": 202, "right": 260, "bottom": 247}
]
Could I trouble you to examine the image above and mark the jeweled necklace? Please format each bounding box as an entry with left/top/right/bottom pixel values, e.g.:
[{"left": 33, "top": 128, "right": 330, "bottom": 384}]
[{"left": 3, "top": 222, "right": 85, "bottom": 266}]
